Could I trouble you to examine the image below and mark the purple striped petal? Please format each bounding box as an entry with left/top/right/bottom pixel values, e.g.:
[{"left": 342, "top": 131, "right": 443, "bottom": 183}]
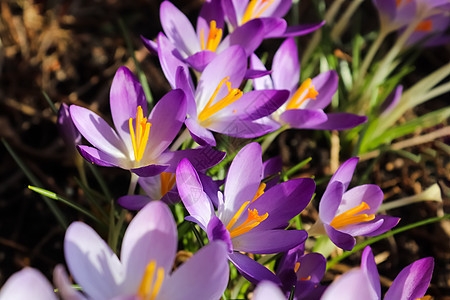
[
  {"left": 324, "top": 223, "right": 356, "bottom": 251},
  {"left": 250, "top": 178, "right": 315, "bottom": 231},
  {"left": 110, "top": 67, "right": 147, "bottom": 153},
  {"left": 384, "top": 257, "right": 434, "bottom": 300},
  {"left": 121, "top": 202, "right": 177, "bottom": 291},
  {"left": 280, "top": 109, "right": 328, "bottom": 128},
  {"left": 272, "top": 38, "right": 299, "bottom": 92},
  {"left": 160, "top": 1, "right": 200, "bottom": 56},
  {"left": 232, "top": 229, "right": 307, "bottom": 254},
  {"left": 176, "top": 159, "right": 215, "bottom": 229},
  {"left": 158, "top": 242, "right": 229, "bottom": 300},
  {"left": 228, "top": 252, "right": 282, "bottom": 285}
]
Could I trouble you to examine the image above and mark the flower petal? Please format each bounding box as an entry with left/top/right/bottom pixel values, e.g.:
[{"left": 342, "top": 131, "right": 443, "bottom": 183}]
[
  {"left": 249, "top": 53, "right": 274, "bottom": 90},
  {"left": 262, "top": 156, "right": 282, "bottom": 189},
  {"left": 184, "top": 50, "right": 217, "bottom": 72},
  {"left": 176, "top": 159, "right": 215, "bottom": 229},
  {"left": 221, "top": 143, "right": 262, "bottom": 225},
  {"left": 64, "top": 222, "right": 124, "bottom": 299},
  {"left": 280, "top": 21, "right": 326, "bottom": 37},
  {"left": 303, "top": 113, "right": 367, "bottom": 131},
  {"left": 272, "top": 38, "right": 299, "bottom": 92},
  {"left": 117, "top": 195, "right": 151, "bottom": 210},
  {"left": 324, "top": 223, "right": 356, "bottom": 251},
  {"left": 110, "top": 66, "right": 147, "bottom": 153},
  {"left": 0, "top": 268, "right": 57, "bottom": 300},
  {"left": 329, "top": 157, "right": 359, "bottom": 191},
  {"left": 53, "top": 265, "right": 87, "bottom": 300},
  {"left": 207, "top": 116, "right": 281, "bottom": 138},
  {"left": 158, "top": 146, "right": 225, "bottom": 172},
  {"left": 217, "top": 19, "right": 265, "bottom": 56},
  {"left": 157, "top": 33, "right": 188, "bottom": 89},
  {"left": 384, "top": 257, "right": 435, "bottom": 300},
  {"left": 70, "top": 105, "right": 126, "bottom": 158},
  {"left": 321, "top": 269, "right": 377, "bottom": 300},
  {"left": 207, "top": 216, "right": 233, "bottom": 252},
  {"left": 319, "top": 181, "right": 345, "bottom": 224},
  {"left": 160, "top": 1, "right": 200, "bottom": 56},
  {"left": 250, "top": 178, "right": 315, "bottom": 231},
  {"left": 363, "top": 215, "right": 400, "bottom": 237},
  {"left": 77, "top": 145, "right": 123, "bottom": 168},
  {"left": 185, "top": 117, "right": 216, "bottom": 146},
  {"left": 338, "top": 184, "right": 384, "bottom": 215},
  {"left": 259, "top": 18, "right": 287, "bottom": 38},
  {"left": 145, "top": 89, "right": 187, "bottom": 159},
  {"left": 303, "top": 70, "right": 338, "bottom": 110},
  {"left": 228, "top": 252, "right": 281, "bottom": 285},
  {"left": 253, "top": 281, "right": 287, "bottom": 300},
  {"left": 121, "top": 202, "right": 177, "bottom": 292},
  {"left": 131, "top": 164, "right": 168, "bottom": 177},
  {"left": 232, "top": 229, "right": 307, "bottom": 254},
  {"left": 158, "top": 242, "right": 229, "bottom": 300},
  {"left": 361, "top": 246, "right": 381, "bottom": 299},
  {"left": 174, "top": 66, "right": 196, "bottom": 117},
  {"left": 279, "top": 109, "right": 328, "bottom": 129}
]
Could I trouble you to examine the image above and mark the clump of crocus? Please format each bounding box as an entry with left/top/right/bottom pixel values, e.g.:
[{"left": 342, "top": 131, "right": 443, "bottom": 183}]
[
  {"left": 142, "top": 0, "right": 266, "bottom": 72},
  {"left": 251, "top": 38, "right": 367, "bottom": 131},
  {"left": 308, "top": 157, "right": 400, "bottom": 251},
  {"left": 57, "top": 201, "right": 229, "bottom": 300},
  {"left": 70, "top": 66, "right": 224, "bottom": 177},
  {"left": 176, "top": 142, "right": 315, "bottom": 283},
  {"left": 321, "top": 246, "right": 435, "bottom": 300}
]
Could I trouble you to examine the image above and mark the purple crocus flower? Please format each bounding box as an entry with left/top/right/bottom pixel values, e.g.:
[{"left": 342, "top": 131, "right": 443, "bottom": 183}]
[
  {"left": 56, "top": 201, "right": 229, "bottom": 300},
  {"left": 176, "top": 142, "right": 315, "bottom": 283},
  {"left": 70, "top": 66, "right": 224, "bottom": 177},
  {"left": 405, "top": 12, "right": 450, "bottom": 47},
  {"left": 221, "top": 0, "right": 325, "bottom": 38},
  {"left": 0, "top": 268, "right": 57, "bottom": 300},
  {"left": 58, "top": 103, "right": 81, "bottom": 151},
  {"left": 309, "top": 157, "right": 400, "bottom": 251},
  {"left": 321, "top": 246, "right": 435, "bottom": 300},
  {"left": 276, "top": 244, "right": 327, "bottom": 299},
  {"left": 174, "top": 46, "right": 289, "bottom": 146},
  {"left": 141, "top": 0, "right": 265, "bottom": 72},
  {"left": 251, "top": 38, "right": 367, "bottom": 131},
  {"left": 372, "top": 0, "right": 417, "bottom": 30}
]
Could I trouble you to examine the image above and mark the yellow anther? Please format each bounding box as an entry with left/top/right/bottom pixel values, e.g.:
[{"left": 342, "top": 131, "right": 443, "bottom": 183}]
[
  {"left": 160, "top": 173, "right": 176, "bottom": 197},
  {"left": 241, "top": 0, "right": 275, "bottom": 24},
  {"left": 200, "top": 20, "right": 223, "bottom": 52},
  {"left": 226, "top": 201, "right": 251, "bottom": 231},
  {"left": 286, "top": 78, "right": 318, "bottom": 110},
  {"left": 129, "top": 106, "right": 152, "bottom": 162},
  {"left": 330, "top": 202, "right": 375, "bottom": 229},
  {"left": 138, "top": 260, "right": 165, "bottom": 300},
  {"left": 198, "top": 77, "right": 243, "bottom": 122},
  {"left": 294, "top": 262, "right": 301, "bottom": 273},
  {"left": 415, "top": 20, "right": 433, "bottom": 32},
  {"left": 300, "top": 275, "right": 311, "bottom": 281},
  {"left": 252, "top": 183, "right": 266, "bottom": 203}
]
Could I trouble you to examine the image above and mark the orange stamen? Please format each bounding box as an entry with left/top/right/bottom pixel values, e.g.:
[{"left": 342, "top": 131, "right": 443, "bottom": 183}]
[
  {"left": 251, "top": 183, "right": 266, "bottom": 203},
  {"left": 129, "top": 106, "right": 152, "bottom": 162},
  {"left": 198, "top": 77, "right": 243, "bottom": 122},
  {"left": 330, "top": 202, "right": 375, "bottom": 229},
  {"left": 286, "top": 78, "right": 318, "bottom": 110},
  {"left": 415, "top": 20, "right": 433, "bottom": 32},
  {"left": 200, "top": 20, "right": 223, "bottom": 52},
  {"left": 160, "top": 173, "right": 176, "bottom": 197}
]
